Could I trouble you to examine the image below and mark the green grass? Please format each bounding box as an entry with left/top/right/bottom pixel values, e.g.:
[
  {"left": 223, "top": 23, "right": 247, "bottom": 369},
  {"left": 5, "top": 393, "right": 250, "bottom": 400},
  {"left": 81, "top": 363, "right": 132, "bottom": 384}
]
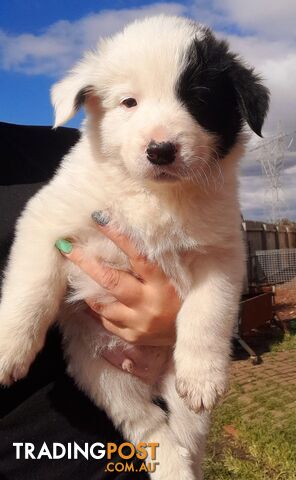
[
  {"left": 204, "top": 339, "right": 296, "bottom": 479},
  {"left": 270, "top": 331, "right": 296, "bottom": 352}
]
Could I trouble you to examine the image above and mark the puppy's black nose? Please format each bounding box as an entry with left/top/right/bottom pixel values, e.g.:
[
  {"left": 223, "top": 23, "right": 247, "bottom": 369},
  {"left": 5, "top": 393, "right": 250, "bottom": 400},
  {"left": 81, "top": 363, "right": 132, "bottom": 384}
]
[{"left": 146, "top": 141, "right": 176, "bottom": 165}]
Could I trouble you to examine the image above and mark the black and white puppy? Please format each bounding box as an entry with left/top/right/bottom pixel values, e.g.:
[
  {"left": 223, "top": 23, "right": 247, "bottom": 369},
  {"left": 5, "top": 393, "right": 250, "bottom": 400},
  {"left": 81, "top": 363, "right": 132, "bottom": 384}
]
[{"left": 0, "top": 16, "right": 269, "bottom": 479}]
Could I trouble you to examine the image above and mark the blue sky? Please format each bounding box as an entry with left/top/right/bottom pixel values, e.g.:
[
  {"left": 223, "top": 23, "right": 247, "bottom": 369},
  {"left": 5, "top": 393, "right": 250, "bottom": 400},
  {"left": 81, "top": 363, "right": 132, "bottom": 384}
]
[
  {"left": 0, "top": 0, "right": 163, "bottom": 33},
  {"left": 0, "top": 0, "right": 295, "bottom": 220}
]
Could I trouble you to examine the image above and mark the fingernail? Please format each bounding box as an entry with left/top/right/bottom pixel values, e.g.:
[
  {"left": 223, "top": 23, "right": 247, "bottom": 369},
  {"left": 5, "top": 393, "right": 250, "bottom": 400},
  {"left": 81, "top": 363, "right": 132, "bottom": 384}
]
[
  {"left": 91, "top": 210, "right": 110, "bottom": 226},
  {"left": 55, "top": 238, "right": 73, "bottom": 254}
]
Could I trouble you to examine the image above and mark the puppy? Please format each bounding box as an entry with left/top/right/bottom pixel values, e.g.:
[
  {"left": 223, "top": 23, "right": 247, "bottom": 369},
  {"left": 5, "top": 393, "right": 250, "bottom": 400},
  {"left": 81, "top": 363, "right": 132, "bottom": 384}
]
[{"left": 0, "top": 16, "right": 269, "bottom": 479}]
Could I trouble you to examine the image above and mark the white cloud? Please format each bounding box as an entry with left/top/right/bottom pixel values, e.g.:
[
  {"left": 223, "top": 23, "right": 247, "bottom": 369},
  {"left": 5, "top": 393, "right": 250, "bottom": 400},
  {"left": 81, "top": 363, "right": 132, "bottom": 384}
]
[
  {"left": 0, "top": 3, "right": 186, "bottom": 75},
  {"left": 239, "top": 138, "right": 296, "bottom": 221},
  {"left": 239, "top": 175, "right": 267, "bottom": 218},
  {"left": 240, "top": 165, "right": 295, "bottom": 221},
  {"left": 212, "top": 0, "right": 296, "bottom": 40}
]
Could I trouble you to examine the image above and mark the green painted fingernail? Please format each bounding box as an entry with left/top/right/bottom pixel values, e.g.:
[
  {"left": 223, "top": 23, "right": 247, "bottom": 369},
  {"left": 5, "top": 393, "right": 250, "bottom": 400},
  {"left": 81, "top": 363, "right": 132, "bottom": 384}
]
[{"left": 55, "top": 239, "right": 73, "bottom": 254}]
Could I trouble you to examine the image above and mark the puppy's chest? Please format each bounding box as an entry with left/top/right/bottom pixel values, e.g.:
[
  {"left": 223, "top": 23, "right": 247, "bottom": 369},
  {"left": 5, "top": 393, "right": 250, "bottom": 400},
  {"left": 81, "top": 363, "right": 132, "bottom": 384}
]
[{"left": 67, "top": 208, "right": 198, "bottom": 301}]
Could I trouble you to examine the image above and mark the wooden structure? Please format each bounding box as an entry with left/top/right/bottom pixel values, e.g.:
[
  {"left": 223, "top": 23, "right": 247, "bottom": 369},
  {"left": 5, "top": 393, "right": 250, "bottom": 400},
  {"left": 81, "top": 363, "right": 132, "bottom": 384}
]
[{"left": 242, "top": 221, "right": 296, "bottom": 255}]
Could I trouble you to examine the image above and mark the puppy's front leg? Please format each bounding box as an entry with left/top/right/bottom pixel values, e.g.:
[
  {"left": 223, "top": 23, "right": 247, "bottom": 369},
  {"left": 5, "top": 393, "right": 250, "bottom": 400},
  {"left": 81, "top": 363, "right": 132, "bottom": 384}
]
[
  {"left": 175, "top": 249, "right": 244, "bottom": 412},
  {"left": 0, "top": 208, "right": 66, "bottom": 385}
]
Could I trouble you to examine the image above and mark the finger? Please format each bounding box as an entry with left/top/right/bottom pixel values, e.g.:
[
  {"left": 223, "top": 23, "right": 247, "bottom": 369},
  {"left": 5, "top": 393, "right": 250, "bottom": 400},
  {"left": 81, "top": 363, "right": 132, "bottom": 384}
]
[
  {"left": 100, "top": 317, "right": 137, "bottom": 344},
  {"left": 55, "top": 240, "right": 143, "bottom": 306},
  {"left": 91, "top": 211, "right": 166, "bottom": 281},
  {"left": 85, "top": 299, "right": 137, "bottom": 329},
  {"left": 86, "top": 307, "right": 175, "bottom": 346},
  {"left": 100, "top": 317, "right": 174, "bottom": 346}
]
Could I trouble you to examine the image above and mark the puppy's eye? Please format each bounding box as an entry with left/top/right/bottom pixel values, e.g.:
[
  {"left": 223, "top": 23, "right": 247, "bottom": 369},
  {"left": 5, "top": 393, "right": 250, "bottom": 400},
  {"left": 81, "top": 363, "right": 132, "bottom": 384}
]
[{"left": 121, "top": 97, "right": 137, "bottom": 108}]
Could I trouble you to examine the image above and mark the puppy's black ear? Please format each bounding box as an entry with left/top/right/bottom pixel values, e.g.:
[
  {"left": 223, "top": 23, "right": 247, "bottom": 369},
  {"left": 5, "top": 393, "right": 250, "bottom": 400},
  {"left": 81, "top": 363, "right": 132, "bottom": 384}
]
[
  {"left": 177, "top": 29, "right": 270, "bottom": 152},
  {"left": 230, "top": 62, "right": 270, "bottom": 137}
]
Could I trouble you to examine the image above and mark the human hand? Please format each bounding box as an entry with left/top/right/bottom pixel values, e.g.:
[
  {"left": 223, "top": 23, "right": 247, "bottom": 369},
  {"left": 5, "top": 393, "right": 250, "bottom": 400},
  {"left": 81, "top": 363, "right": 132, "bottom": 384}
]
[{"left": 55, "top": 211, "right": 181, "bottom": 347}]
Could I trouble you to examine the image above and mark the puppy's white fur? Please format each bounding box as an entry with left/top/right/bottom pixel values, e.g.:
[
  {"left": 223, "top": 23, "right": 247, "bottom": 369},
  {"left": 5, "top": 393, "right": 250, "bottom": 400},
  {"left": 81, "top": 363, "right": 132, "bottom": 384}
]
[{"left": 0, "top": 16, "right": 249, "bottom": 479}]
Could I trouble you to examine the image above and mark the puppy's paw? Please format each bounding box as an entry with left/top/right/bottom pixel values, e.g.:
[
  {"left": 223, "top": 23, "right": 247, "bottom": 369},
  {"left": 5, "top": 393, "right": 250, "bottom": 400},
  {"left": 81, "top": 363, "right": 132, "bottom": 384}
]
[
  {"left": 0, "top": 359, "right": 31, "bottom": 386},
  {"left": 0, "top": 331, "right": 37, "bottom": 386},
  {"left": 175, "top": 362, "right": 229, "bottom": 413}
]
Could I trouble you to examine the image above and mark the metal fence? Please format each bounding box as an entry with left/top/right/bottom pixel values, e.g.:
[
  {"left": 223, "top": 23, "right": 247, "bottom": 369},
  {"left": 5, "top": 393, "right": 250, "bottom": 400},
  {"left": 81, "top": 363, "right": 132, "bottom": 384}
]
[
  {"left": 249, "top": 248, "right": 296, "bottom": 287},
  {"left": 241, "top": 222, "right": 296, "bottom": 292}
]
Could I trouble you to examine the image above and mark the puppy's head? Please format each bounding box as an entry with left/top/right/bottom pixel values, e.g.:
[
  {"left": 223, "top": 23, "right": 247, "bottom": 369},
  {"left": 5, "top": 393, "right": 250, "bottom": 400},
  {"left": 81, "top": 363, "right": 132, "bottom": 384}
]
[{"left": 52, "top": 16, "right": 269, "bottom": 185}]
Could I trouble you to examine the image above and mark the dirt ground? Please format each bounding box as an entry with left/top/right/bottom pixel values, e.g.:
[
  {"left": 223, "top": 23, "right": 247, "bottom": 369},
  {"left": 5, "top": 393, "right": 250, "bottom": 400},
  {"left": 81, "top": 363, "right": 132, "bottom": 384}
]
[{"left": 274, "top": 279, "right": 296, "bottom": 321}]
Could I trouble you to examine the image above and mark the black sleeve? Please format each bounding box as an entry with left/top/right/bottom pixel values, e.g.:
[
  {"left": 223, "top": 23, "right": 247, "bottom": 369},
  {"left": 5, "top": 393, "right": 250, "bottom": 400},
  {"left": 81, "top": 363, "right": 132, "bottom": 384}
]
[
  {"left": 0, "top": 122, "right": 80, "bottom": 186},
  {"left": 0, "top": 122, "right": 80, "bottom": 416}
]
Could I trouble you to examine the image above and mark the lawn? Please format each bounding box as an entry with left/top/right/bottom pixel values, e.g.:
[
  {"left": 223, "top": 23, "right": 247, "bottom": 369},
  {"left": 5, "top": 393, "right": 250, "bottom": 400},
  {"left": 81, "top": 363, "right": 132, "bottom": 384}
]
[{"left": 204, "top": 332, "right": 296, "bottom": 480}]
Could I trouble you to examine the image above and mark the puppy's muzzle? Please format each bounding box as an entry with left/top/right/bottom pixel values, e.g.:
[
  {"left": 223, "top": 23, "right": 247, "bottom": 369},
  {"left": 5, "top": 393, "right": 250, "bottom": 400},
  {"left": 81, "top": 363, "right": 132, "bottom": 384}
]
[{"left": 146, "top": 140, "right": 176, "bottom": 165}]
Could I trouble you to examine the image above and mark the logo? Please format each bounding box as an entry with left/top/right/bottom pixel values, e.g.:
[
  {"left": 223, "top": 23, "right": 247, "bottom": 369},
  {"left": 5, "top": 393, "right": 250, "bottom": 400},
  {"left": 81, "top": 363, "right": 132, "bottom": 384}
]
[{"left": 13, "top": 441, "right": 160, "bottom": 473}]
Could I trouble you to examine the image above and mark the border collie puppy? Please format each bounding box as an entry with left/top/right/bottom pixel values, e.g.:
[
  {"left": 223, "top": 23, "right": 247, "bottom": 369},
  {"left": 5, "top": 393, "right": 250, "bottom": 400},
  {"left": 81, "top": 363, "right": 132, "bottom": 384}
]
[{"left": 0, "top": 16, "right": 269, "bottom": 479}]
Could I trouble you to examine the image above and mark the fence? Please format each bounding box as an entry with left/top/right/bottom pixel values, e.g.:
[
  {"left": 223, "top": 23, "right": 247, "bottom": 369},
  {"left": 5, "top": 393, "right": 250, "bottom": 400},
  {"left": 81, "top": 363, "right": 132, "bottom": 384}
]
[
  {"left": 249, "top": 248, "right": 296, "bottom": 287},
  {"left": 241, "top": 221, "right": 296, "bottom": 293},
  {"left": 242, "top": 221, "right": 296, "bottom": 256}
]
